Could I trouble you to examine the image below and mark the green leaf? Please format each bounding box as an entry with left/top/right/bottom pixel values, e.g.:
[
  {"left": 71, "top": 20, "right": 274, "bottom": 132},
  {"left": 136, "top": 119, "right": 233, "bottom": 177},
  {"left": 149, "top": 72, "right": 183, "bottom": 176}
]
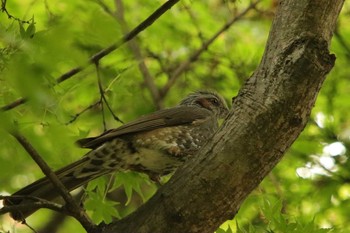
[
  {"left": 85, "top": 191, "right": 120, "bottom": 224},
  {"left": 26, "top": 21, "right": 36, "bottom": 38},
  {"left": 113, "top": 172, "right": 151, "bottom": 204},
  {"left": 18, "top": 22, "right": 26, "bottom": 38},
  {"left": 215, "top": 228, "right": 226, "bottom": 233}
]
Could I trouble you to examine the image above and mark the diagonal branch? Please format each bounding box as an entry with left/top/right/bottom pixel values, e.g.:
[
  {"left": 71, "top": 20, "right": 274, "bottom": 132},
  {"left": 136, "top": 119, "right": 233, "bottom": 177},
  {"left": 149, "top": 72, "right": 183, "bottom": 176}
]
[
  {"left": 1, "top": 0, "right": 180, "bottom": 112},
  {"left": 100, "top": 1, "right": 343, "bottom": 232},
  {"left": 1, "top": 0, "right": 32, "bottom": 24},
  {"left": 10, "top": 132, "right": 97, "bottom": 232},
  {"left": 0, "top": 195, "right": 66, "bottom": 216},
  {"left": 65, "top": 101, "right": 101, "bottom": 125},
  {"left": 0, "top": 97, "right": 27, "bottom": 111},
  {"left": 95, "top": 61, "right": 125, "bottom": 129},
  {"left": 160, "top": 0, "right": 261, "bottom": 98},
  {"left": 114, "top": 0, "right": 163, "bottom": 109}
]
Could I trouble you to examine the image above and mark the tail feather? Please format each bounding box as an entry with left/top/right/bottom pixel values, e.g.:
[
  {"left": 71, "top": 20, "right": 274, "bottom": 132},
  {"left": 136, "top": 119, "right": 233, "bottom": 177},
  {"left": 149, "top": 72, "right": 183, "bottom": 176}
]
[{"left": 4, "top": 153, "right": 111, "bottom": 221}]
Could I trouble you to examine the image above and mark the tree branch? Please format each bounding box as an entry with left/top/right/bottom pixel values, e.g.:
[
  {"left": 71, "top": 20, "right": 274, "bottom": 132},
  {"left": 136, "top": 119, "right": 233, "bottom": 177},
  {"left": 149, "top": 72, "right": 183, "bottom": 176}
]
[
  {"left": 99, "top": 1, "right": 343, "bottom": 232},
  {"left": 0, "top": 195, "right": 66, "bottom": 216},
  {"left": 1, "top": 0, "right": 32, "bottom": 24},
  {"left": 1, "top": 0, "right": 180, "bottom": 112},
  {"left": 10, "top": 132, "right": 97, "bottom": 232},
  {"left": 114, "top": 0, "right": 163, "bottom": 109},
  {"left": 160, "top": 0, "right": 260, "bottom": 98},
  {"left": 65, "top": 101, "right": 100, "bottom": 125},
  {"left": 0, "top": 97, "right": 27, "bottom": 111}
]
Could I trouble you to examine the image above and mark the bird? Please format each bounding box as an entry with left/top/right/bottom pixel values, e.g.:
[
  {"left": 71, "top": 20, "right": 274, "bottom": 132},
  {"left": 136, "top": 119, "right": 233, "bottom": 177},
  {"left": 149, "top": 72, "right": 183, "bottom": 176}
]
[{"left": 4, "top": 90, "right": 229, "bottom": 221}]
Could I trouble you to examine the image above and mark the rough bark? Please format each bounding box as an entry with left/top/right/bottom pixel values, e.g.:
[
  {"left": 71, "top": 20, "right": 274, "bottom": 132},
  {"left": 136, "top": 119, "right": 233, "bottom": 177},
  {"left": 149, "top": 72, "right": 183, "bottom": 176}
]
[{"left": 99, "top": 1, "right": 344, "bottom": 232}]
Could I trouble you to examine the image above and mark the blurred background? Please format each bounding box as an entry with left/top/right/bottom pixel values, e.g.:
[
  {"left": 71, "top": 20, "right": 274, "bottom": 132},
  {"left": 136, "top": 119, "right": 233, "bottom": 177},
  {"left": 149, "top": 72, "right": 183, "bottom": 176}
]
[{"left": 1, "top": 0, "right": 350, "bottom": 232}]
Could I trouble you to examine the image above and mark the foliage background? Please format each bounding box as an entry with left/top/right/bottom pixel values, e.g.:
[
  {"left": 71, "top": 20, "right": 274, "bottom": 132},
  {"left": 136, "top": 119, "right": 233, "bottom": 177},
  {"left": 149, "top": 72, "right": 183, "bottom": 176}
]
[{"left": 0, "top": 0, "right": 350, "bottom": 232}]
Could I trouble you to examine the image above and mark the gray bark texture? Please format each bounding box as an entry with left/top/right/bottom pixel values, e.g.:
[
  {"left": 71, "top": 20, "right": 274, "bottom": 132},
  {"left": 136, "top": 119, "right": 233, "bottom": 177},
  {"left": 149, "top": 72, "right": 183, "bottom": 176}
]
[{"left": 100, "top": 1, "right": 345, "bottom": 232}]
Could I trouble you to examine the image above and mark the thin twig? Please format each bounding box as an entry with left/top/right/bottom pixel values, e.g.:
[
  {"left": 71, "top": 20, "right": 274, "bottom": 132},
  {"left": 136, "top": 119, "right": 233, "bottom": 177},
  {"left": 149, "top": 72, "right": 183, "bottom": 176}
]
[
  {"left": 1, "top": 194, "right": 58, "bottom": 202},
  {"left": 95, "top": 61, "right": 107, "bottom": 131},
  {"left": 0, "top": 196, "right": 66, "bottom": 215},
  {"left": 102, "top": 94, "right": 124, "bottom": 124},
  {"left": 65, "top": 73, "right": 124, "bottom": 125},
  {"left": 114, "top": 0, "right": 162, "bottom": 109},
  {"left": 94, "top": 0, "right": 114, "bottom": 17},
  {"left": 1, "top": 0, "right": 180, "bottom": 111},
  {"left": 1, "top": 0, "right": 32, "bottom": 24},
  {"left": 24, "top": 222, "right": 39, "bottom": 233},
  {"left": 1, "top": 97, "right": 27, "bottom": 111},
  {"left": 37, "top": 189, "right": 86, "bottom": 233},
  {"left": 65, "top": 101, "right": 101, "bottom": 125},
  {"left": 145, "top": 49, "right": 168, "bottom": 75},
  {"left": 95, "top": 62, "right": 124, "bottom": 130},
  {"left": 10, "top": 132, "right": 97, "bottom": 232},
  {"left": 160, "top": 0, "right": 261, "bottom": 98},
  {"left": 182, "top": 2, "right": 205, "bottom": 43}
]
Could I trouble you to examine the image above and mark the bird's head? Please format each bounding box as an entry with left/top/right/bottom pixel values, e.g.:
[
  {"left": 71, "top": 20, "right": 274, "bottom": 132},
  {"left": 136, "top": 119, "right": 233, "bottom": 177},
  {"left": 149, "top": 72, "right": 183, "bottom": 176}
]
[{"left": 179, "top": 90, "right": 229, "bottom": 119}]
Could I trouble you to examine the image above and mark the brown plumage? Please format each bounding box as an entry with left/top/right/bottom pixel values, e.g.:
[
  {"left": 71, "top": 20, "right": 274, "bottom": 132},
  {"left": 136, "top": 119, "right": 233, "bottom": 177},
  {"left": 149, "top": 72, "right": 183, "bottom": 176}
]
[{"left": 4, "top": 90, "right": 229, "bottom": 221}]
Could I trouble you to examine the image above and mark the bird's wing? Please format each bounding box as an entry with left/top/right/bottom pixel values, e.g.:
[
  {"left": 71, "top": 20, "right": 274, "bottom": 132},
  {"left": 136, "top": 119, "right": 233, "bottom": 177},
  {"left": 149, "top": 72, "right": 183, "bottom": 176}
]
[{"left": 76, "top": 106, "right": 211, "bottom": 149}]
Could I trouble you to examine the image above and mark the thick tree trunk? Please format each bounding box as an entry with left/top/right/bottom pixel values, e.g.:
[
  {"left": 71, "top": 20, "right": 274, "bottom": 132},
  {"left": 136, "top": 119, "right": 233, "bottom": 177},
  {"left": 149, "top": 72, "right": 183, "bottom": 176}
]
[{"left": 101, "top": 1, "right": 344, "bottom": 232}]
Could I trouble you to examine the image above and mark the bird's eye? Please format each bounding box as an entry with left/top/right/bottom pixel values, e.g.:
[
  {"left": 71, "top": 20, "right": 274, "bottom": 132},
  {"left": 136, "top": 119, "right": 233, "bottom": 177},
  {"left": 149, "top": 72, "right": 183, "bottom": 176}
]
[{"left": 210, "top": 98, "right": 219, "bottom": 106}]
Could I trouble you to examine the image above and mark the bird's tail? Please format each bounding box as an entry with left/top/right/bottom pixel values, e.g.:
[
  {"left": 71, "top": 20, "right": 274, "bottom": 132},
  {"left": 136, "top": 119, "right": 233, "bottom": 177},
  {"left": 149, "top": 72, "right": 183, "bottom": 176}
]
[{"left": 4, "top": 149, "right": 113, "bottom": 221}]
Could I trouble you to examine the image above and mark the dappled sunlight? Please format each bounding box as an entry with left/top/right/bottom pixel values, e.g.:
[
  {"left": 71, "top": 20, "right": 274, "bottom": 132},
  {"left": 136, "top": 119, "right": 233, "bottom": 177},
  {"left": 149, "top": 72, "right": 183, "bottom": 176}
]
[{"left": 297, "top": 142, "right": 346, "bottom": 179}]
